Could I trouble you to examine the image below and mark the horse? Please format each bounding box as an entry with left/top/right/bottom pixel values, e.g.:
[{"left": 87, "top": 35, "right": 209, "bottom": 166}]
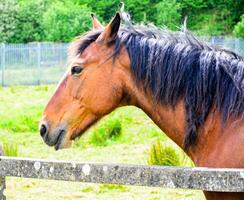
[{"left": 39, "top": 12, "right": 244, "bottom": 200}]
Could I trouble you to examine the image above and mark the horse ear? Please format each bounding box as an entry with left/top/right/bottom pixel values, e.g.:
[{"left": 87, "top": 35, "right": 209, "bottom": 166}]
[
  {"left": 96, "top": 12, "right": 121, "bottom": 44},
  {"left": 91, "top": 14, "right": 104, "bottom": 30}
]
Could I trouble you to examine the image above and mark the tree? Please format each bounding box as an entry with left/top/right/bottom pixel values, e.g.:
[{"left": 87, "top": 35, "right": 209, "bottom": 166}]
[
  {"left": 233, "top": 15, "right": 244, "bottom": 37},
  {"left": 180, "top": 0, "right": 244, "bottom": 35},
  {"left": 10, "top": 0, "right": 50, "bottom": 43},
  {"left": 1, "top": 0, "right": 243, "bottom": 43},
  {"left": 0, "top": 0, "right": 19, "bottom": 43},
  {"left": 123, "top": 0, "right": 150, "bottom": 22},
  {"left": 81, "top": 0, "right": 119, "bottom": 23},
  {"left": 155, "top": 0, "right": 182, "bottom": 30},
  {"left": 80, "top": 0, "right": 150, "bottom": 23},
  {"left": 42, "top": 1, "right": 92, "bottom": 42}
]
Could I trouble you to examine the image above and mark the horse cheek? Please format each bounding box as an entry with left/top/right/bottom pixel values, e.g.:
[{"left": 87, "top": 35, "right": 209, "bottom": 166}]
[{"left": 89, "top": 84, "right": 122, "bottom": 115}]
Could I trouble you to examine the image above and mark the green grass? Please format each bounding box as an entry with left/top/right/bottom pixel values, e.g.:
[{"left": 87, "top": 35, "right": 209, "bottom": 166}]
[
  {"left": 0, "top": 65, "right": 65, "bottom": 86},
  {"left": 89, "top": 117, "right": 122, "bottom": 146},
  {"left": 147, "top": 139, "right": 194, "bottom": 167},
  {"left": 2, "top": 142, "right": 19, "bottom": 157},
  {"left": 0, "top": 85, "right": 53, "bottom": 132},
  {"left": 148, "top": 139, "right": 181, "bottom": 166},
  {"left": 0, "top": 85, "right": 204, "bottom": 200}
]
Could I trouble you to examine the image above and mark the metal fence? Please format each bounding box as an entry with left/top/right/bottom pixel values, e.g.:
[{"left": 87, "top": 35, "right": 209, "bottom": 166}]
[
  {"left": 0, "top": 37, "right": 244, "bottom": 86},
  {"left": 0, "top": 43, "right": 69, "bottom": 86}
]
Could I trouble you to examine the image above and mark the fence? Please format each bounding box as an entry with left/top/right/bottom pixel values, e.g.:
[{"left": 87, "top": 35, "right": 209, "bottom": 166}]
[
  {"left": 0, "top": 37, "right": 244, "bottom": 86},
  {"left": 0, "top": 43, "right": 69, "bottom": 86},
  {"left": 0, "top": 156, "right": 243, "bottom": 199}
]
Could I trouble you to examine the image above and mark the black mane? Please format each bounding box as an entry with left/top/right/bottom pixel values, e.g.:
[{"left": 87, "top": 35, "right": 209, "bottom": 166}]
[{"left": 70, "top": 23, "right": 244, "bottom": 150}]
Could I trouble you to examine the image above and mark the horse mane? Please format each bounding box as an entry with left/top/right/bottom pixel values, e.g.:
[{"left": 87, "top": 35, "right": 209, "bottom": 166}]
[{"left": 69, "top": 20, "right": 244, "bottom": 150}]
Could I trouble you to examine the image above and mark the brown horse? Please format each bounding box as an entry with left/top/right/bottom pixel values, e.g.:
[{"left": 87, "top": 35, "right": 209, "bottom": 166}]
[{"left": 40, "top": 13, "right": 244, "bottom": 200}]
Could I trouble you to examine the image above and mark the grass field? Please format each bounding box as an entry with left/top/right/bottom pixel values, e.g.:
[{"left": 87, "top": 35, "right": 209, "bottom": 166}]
[
  {"left": 0, "top": 65, "right": 65, "bottom": 86},
  {"left": 0, "top": 85, "right": 205, "bottom": 200}
]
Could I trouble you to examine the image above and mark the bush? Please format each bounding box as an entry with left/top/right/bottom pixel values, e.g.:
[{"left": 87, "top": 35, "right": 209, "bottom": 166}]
[
  {"left": 147, "top": 140, "right": 181, "bottom": 166},
  {"left": 42, "top": 1, "right": 91, "bottom": 42},
  {"left": 89, "top": 118, "right": 122, "bottom": 146},
  {"left": 233, "top": 15, "right": 244, "bottom": 37}
]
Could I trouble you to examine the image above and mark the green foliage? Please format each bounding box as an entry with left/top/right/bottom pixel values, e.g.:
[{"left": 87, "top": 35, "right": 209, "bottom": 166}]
[
  {"left": 42, "top": 1, "right": 91, "bottom": 42},
  {"left": 180, "top": 0, "right": 209, "bottom": 10},
  {"left": 181, "top": 0, "right": 243, "bottom": 35},
  {"left": 89, "top": 118, "right": 122, "bottom": 146},
  {"left": 83, "top": 0, "right": 150, "bottom": 23},
  {"left": 10, "top": 0, "right": 49, "bottom": 43},
  {"left": 0, "top": 0, "right": 19, "bottom": 43},
  {"left": 2, "top": 142, "right": 19, "bottom": 157},
  {"left": 155, "top": 0, "right": 182, "bottom": 30},
  {"left": 82, "top": 0, "right": 119, "bottom": 23},
  {"left": 148, "top": 140, "right": 181, "bottom": 166},
  {"left": 123, "top": 0, "right": 149, "bottom": 22},
  {"left": 0, "top": 0, "right": 244, "bottom": 43},
  {"left": 233, "top": 15, "right": 244, "bottom": 37},
  {"left": 188, "top": 11, "right": 231, "bottom": 36}
]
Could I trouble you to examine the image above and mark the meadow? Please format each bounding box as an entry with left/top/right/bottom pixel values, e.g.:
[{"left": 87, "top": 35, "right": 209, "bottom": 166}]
[{"left": 0, "top": 85, "right": 205, "bottom": 200}]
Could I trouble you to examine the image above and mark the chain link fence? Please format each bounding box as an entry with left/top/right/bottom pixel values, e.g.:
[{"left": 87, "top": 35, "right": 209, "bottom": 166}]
[{"left": 0, "top": 37, "right": 244, "bottom": 86}]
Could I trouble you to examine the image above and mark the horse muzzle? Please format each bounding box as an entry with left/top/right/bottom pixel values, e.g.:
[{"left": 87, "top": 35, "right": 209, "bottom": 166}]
[{"left": 39, "top": 121, "right": 70, "bottom": 150}]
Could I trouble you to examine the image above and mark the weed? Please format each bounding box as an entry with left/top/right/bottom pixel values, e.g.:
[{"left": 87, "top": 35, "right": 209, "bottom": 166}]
[
  {"left": 10, "top": 86, "right": 15, "bottom": 93},
  {"left": 148, "top": 139, "right": 181, "bottom": 166},
  {"left": 89, "top": 118, "right": 122, "bottom": 146},
  {"left": 35, "top": 85, "right": 49, "bottom": 92},
  {"left": 2, "top": 142, "right": 18, "bottom": 157},
  {"left": 99, "top": 184, "right": 128, "bottom": 192},
  {"left": 81, "top": 186, "right": 94, "bottom": 192}
]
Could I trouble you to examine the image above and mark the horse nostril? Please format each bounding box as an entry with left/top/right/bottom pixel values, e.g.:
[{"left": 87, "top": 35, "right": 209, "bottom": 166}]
[{"left": 40, "top": 124, "right": 47, "bottom": 137}]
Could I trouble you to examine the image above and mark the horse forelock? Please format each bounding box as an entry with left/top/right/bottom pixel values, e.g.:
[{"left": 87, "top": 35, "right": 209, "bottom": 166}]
[{"left": 69, "top": 22, "right": 244, "bottom": 150}]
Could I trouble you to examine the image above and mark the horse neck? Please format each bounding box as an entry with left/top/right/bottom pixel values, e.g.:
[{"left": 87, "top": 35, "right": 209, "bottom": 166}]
[
  {"left": 124, "top": 82, "right": 187, "bottom": 149},
  {"left": 123, "top": 80, "right": 225, "bottom": 165}
]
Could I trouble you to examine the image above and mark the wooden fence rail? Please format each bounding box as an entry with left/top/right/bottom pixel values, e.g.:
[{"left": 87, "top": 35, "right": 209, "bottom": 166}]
[{"left": 0, "top": 156, "right": 244, "bottom": 199}]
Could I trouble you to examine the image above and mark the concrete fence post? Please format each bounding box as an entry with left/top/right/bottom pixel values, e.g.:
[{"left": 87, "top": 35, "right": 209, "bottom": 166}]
[
  {"left": 1, "top": 44, "right": 5, "bottom": 87},
  {"left": 0, "top": 176, "right": 5, "bottom": 200},
  {"left": 0, "top": 145, "right": 6, "bottom": 200}
]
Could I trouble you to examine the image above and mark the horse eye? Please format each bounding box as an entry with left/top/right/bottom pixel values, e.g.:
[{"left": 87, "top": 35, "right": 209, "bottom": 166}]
[{"left": 71, "top": 66, "right": 83, "bottom": 75}]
